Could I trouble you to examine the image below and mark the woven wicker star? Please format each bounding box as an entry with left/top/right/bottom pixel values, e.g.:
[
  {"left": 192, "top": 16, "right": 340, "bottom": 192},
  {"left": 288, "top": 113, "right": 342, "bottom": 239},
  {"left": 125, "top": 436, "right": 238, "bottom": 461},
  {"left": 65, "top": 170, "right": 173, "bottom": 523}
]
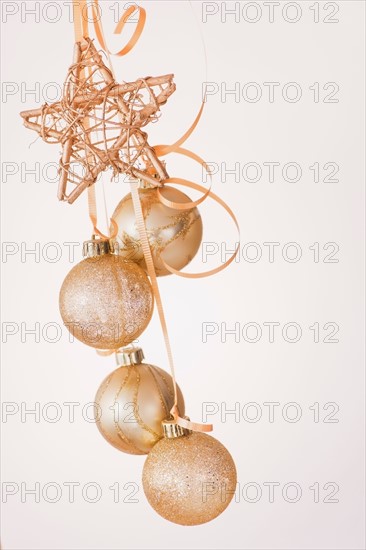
[{"left": 20, "top": 38, "right": 175, "bottom": 204}]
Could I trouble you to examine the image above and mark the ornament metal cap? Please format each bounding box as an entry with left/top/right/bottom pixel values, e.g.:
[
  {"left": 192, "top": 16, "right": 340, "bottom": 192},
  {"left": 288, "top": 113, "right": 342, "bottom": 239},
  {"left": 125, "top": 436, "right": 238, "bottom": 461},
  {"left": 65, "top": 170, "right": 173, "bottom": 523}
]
[
  {"left": 115, "top": 347, "right": 145, "bottom": 367},
  {"left": 162, "top": 417, "right": 192, "bottom": 439},
  {"left": 83, "top": 236, "right": 114, "bottom": 258}
]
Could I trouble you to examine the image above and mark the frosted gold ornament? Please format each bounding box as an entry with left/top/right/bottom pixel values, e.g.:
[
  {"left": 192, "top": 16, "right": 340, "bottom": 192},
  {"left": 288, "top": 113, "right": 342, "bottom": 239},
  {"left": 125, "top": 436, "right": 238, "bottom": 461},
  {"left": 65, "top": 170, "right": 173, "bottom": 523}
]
[
  {"left": 142, "top": 423, "right": 237, "bottom": 525},
  {"left": 95, "top": 347, "right": 185, "bottom": 454},
  {"left": 111, "top": 186, "right": 203, "bottom": 276},
  {"left": 59, "top": 239, "right": 154, "bottom": 349}
]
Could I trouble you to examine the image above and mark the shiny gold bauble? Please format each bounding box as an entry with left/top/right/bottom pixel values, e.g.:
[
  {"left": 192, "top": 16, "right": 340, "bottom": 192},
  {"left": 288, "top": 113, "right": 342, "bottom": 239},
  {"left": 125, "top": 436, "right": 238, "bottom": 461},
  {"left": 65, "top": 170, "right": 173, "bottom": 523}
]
[
  {"left": 142, "top": 431, "right": 237, "bottom": 525},
  {"left": 95, "top": 357, "right": 185, "bottom": 455},
  {"left": 59, "top": 254, "right": 154, "bottom": 349},
  {"left": 111, "top": 186, "right": 203, "bottom": 276}
]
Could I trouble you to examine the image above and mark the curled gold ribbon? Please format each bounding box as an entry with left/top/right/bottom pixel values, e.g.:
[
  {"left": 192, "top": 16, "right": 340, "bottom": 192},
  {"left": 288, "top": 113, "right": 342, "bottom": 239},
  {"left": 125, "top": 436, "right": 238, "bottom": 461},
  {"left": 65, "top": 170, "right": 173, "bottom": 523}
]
[
  {"left": 160, "top": 181, "right": 240, "bottom": 278},
  {"left": 91, "top": 2, "right": 146, "bottom": 57},
  {"left": 154, "top": 106, "right": 240, "bottom": 277}
]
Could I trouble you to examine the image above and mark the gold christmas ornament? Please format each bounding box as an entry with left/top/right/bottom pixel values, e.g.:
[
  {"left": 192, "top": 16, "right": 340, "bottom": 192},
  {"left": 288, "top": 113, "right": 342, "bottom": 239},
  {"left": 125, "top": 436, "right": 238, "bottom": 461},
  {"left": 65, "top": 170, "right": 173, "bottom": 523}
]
[
  {"left": 111, "top": 186, "right": 203, "bottom": 276},
  {"left": 95, "top": 347, "right": 185, "bottom": 454},
  {"left": 20, "top": 38, "right": 175, "bottom": 204},
  {"left": 59, "top": 239, "right": 154, "bottom": 349},
  {"left": 142, "top": 426, "right": 237, "bottom": 525}
]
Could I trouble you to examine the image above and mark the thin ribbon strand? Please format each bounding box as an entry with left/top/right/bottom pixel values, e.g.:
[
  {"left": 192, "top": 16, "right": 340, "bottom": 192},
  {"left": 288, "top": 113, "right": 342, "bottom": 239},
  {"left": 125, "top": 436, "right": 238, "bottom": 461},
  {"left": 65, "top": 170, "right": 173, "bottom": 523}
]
[
  {"left": 72, "top": 0, "right": 83, "bottom": 41},
  {"left": 130, "top": 181, "right": 212, "bottom": 432},
  {"left": 154, "top": 102, "right": 205, "bottom": 157}
]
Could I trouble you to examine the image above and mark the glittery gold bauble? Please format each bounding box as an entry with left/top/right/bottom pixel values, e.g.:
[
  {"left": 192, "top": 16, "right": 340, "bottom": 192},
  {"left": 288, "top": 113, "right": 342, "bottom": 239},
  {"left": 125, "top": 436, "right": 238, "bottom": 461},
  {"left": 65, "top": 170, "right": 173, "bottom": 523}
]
[
  {"left": 142, "top": 431, "right": 237, "bottom": 525},
  {"left": 111, "top": 186, "right": 203, "bottom": 277},
  {"left": 59, "top": 254, "right": 153, "bottom": 349},
  {"left": 94, "top": 351, "right": 185, "bottom": 455}
]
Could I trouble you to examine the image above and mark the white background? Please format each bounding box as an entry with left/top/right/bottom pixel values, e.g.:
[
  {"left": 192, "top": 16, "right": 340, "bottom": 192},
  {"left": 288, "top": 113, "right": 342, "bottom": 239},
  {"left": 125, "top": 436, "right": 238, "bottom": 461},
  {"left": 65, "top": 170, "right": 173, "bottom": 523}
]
[{"left": 1, "top": 1, "right": 365, "bottom": 549}]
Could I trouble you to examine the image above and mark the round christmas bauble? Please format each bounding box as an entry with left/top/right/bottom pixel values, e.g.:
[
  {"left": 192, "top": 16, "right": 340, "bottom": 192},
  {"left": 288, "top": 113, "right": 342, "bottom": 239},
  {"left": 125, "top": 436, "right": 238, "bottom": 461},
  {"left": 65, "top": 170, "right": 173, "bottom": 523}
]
[
  {"left": 142, "top": 429, "right": 237, "bottom": 525},
  {"left": 59, "top": 242, "right": 154, "bottom": 349},
  {"left": 95, "top": 348, "right": 185, "bottom": 454},
  {"left": 111, "top": 186, "right": 203, "bottom": 276}
]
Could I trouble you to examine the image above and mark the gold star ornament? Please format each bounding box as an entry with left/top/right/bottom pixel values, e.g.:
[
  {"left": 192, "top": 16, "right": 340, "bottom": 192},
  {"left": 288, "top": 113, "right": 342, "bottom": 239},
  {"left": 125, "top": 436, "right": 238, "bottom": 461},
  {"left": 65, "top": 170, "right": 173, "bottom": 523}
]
[{"left": 20, "top": 38, "right": 176, "bottom": 204}]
